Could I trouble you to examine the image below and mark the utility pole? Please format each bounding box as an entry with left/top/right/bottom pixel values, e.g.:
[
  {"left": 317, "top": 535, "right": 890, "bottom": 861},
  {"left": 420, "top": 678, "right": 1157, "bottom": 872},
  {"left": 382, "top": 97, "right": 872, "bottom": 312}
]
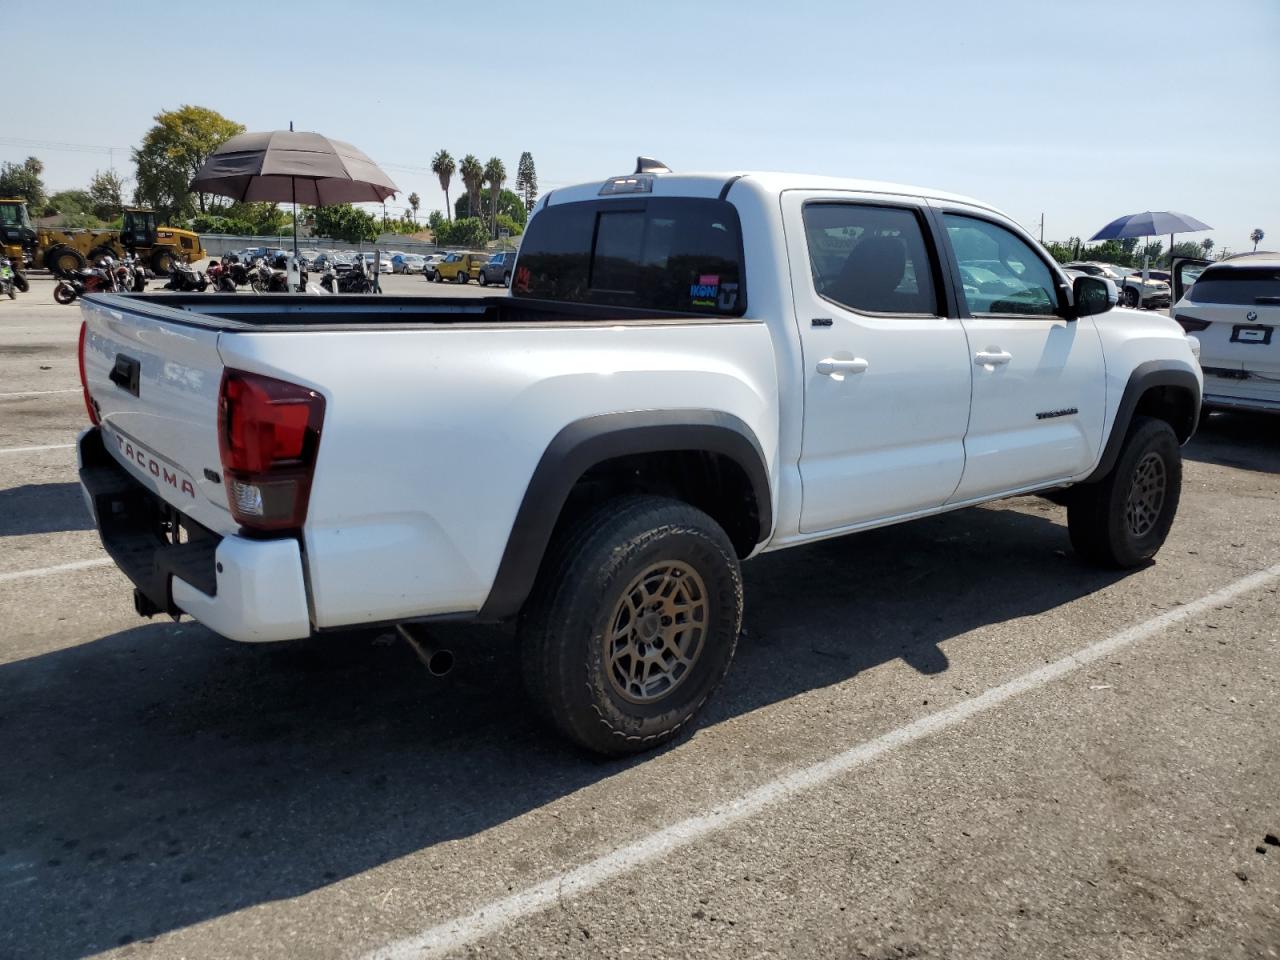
[{"left": 1039, "top": 212, "right": 1044, "bottom": 243}]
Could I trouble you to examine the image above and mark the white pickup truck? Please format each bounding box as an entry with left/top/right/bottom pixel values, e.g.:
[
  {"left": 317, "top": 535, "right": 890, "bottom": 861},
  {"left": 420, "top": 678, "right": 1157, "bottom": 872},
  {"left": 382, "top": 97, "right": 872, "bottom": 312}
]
[{"left": 77, "top": 162, "right": 1202, "bottom": 754}]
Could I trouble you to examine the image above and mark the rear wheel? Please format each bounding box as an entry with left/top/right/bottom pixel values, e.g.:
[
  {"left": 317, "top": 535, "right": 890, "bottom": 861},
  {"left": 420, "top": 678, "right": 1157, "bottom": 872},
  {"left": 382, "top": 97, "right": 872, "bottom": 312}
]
[
  {"left": 503, "top": 271, "right": 511, "bottom": 287},
  {"left": 519, "top": 495, "right": 743, "bottom": 755},
  {"left": 12, "top": 271, "right": 29, "bottom": 293},
  {"left": 456, "top": 270, "right": 467, "bottom": 284},
  {"left": 46, "top": 245, "right": 85, "bottom": 277},
  {"left": 53, "top": 282, "right": 77, "bottom": 305},
  {"left": 1068, "top": 416, "right": 1181, "bottom": 568},
  {"left": 479, "top": 271, "right": 489, "bottom": 286}
]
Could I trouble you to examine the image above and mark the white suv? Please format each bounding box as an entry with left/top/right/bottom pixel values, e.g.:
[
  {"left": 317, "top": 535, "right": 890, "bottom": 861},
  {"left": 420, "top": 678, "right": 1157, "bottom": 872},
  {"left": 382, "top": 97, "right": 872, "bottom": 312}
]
[{"left": 1174, "top": 253, "right": 1280, "bottom": 415}]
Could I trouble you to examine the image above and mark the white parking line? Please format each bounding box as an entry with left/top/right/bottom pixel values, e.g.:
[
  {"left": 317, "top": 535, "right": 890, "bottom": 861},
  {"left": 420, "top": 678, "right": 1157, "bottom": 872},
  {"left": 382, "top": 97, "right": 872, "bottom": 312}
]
[
  {"left": 0, "top": 388, "right": 78, "bottom": 398},
  {"left": 0, "top": 443, "right": 75, "bottom": 456},
  {"left": 0, "top": 558, "right": 112, "bottom": 585},
  {"left": 364, "top": 561, "right": 1280, "bottom": 960}
]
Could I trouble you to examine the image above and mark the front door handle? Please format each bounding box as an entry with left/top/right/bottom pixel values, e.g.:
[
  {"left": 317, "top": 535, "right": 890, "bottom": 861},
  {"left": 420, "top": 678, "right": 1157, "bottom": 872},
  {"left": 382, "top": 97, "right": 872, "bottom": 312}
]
[
  {"left": 974, "top": 350, "right": 1012, "bottom": 367},
  {"left": 817, "top": 357, "right": 869, "bottom": 377}
]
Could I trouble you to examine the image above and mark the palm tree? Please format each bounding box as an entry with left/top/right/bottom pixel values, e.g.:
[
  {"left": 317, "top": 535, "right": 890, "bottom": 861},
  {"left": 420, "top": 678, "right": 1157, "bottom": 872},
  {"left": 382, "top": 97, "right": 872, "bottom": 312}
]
[
  {"left": 1200, "top": 238, "right": 1213, "bottom": 257},
  {"left": 484, "top": 156, "right": 506, "bottom": 239},
  {"left": 431, "top": 150, "right": 456, "bottom": 222},
  {"left": 459, "top": 154, "right": 483, "bottom": 220},
  {"left": 1251, "top": 228, "right": 1265, "bottom": 252},
  {"left": 407, "top": 192, "right": 420, "bottom": 224}
]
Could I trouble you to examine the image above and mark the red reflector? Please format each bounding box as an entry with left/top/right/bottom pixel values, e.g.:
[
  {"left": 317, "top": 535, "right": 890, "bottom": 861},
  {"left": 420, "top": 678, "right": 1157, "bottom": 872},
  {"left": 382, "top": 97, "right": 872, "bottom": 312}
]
[
  {"left": 77, "top": 320, "right": 100, "bottom": 425},
  {"left": 218, "top": 369, "right": 325, "bottom": 530}
]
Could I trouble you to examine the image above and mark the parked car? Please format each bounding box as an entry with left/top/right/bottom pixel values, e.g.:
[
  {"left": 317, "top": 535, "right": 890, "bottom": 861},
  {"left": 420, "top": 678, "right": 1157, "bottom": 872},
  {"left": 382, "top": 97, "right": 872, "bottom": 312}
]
[
  {"left": 359, "top": 252, "right": 393, "bottom": 274},
  {"left": 1172, "top": 253, "right": 1280, "bottom": 416},
  {"left": 479, "top": 251, "right": 517, "bottom": 287},
  {"left": 1067, "top": 261, "right": 1170, "bottom": 309},
  {"left": 432, "top": 251, "right": 488, "bottom": 283},
  {"left": 422, "top": 253, "right": 447, "bottom": 279},
  {"left": 392, "top": 253, "right": 426, "bottom": 274},
  {"left": 76, "top": 165, "right": 1200, "bottom": 755}
]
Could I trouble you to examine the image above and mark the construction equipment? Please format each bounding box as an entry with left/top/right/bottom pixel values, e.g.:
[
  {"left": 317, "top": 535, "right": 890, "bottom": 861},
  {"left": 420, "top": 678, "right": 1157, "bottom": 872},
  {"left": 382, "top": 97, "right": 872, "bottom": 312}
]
[{"left": 0, "top": 199, "right": 203, "bottom": 276}]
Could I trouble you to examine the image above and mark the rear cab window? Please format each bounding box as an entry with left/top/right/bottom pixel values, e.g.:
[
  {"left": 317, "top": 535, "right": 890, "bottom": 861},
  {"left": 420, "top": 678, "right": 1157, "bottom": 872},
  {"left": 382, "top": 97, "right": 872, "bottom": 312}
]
[{"left": 513, "top": 197, "right": 746, "bottom": 315}]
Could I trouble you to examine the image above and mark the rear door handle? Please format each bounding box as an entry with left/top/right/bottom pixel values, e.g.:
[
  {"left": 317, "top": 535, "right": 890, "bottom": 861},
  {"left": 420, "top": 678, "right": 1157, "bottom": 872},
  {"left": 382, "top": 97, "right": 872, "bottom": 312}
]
[
  {"left": 817, "top": 358, "right": 869, "bottom": 376},
  {"left": 974, "top": 350, "right": 1012, "bottom": 366}
]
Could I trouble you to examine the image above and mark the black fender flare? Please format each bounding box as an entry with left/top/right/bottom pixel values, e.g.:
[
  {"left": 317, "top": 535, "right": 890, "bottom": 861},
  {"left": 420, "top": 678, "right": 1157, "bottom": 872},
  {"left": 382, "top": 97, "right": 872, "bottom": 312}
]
[
  {"left": 1085, "top": 360, "right": 1201, "bottom": 483},
  {"left": 478, "top": 410, "right": 773, "bottom": 621}
]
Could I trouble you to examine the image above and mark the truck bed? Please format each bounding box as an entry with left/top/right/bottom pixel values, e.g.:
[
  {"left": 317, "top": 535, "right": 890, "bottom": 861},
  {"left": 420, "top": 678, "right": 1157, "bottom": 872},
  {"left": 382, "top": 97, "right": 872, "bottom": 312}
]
[{"left": 82, "top": 293, "right": 703, "bottom": 332}]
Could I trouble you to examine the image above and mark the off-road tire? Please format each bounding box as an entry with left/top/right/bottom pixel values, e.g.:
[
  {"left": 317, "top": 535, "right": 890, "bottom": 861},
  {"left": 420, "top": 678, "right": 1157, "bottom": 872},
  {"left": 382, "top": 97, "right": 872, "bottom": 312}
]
[
  {"left": 87, "top": 244, "right": 118, "bottom": 264},
  {"left": 519, "top": 495, "right": 743, "bottom": 756},
  {"left": 46, "top": 245, "right": 85, "bottom": 277},
  {"left": 1068, "top": 416, "right": 1181, "bottom": 568},
  {"left": 151, "top": 249, "right": 175, "bottom": 276}
]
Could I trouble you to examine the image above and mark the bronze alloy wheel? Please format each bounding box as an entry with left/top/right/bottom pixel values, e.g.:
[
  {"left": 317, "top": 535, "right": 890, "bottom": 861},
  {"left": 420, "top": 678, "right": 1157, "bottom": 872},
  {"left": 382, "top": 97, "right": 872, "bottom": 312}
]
[
  {"left": 605, "top": 560, "right": 709, "bottom": 704},
  {"left": 1125, "top": 451, "right": 1167, "bottom": 538}
]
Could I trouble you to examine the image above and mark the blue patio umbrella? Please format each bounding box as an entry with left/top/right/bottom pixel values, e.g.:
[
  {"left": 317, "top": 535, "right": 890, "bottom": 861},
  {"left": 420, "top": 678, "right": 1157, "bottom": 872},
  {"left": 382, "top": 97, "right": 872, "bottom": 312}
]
[{"left": 1089, "top": 211, "right": 1212, "bottom": 269}]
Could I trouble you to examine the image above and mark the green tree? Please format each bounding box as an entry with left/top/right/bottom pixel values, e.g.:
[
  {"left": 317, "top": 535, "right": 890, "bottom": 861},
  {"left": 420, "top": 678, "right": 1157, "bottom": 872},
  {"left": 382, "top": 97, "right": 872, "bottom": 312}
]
[
  {"left": 459, "top": 154, "right": 483, "bottom": 219},
  {"left": 515, "top": 151, "right": 538, "bottom": 214},
  {"left": 44, "top": 189, "right": 93, "bottom": 217},
  {"left": 0, "top": 156, "right": 47, "bottom": 211},
  {"left": 495, "top": 213, "right": 524, "bottom": 239},
  {"left": 434, "top": 216, "right": 489, "bottom": 248},
  {"left": 427, "top": 209, "right": 445, "bottom": 233},
  {"left": 312, "top": 204, "right": 379, "bottom": 243},
  {"left": 88, "top": 169, "right": 125, "bottom": 221},
  {"left": 454, "top": 188, "right": 525, "bottom": 226},
  {"left": 1200, "top": 238, "right": 1214, "bottom": 257},
  {"left": 1167, "top": 240, "right": 1207, "bottom": 266},
  {"left": 483, "top": 156, "right": 506, "bottom": 239},
  {"left": 1251, "top": 228, "right": 1265, "bottom": 252},
  {"left": 431, "top": 150, "right": 456, "bottom": 222},
  {"left": 407, "top": 192, "right": 420, "bottom": 223},
  {"left": 132, "top": 105, "right": 244, "bottom": 222}
]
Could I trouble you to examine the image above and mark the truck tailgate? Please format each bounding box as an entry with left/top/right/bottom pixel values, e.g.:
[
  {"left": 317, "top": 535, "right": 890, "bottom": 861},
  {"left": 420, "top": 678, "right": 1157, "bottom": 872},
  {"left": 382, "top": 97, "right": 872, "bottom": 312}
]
[{"left": 80, "top": 295, "right": 235, "bottom": 535}]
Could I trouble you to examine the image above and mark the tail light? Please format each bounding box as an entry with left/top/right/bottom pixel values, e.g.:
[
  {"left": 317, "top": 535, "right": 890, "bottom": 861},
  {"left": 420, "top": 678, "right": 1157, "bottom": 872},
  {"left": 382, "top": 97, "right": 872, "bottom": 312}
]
[
  {"left": 218, "top": 369, "right": 325, "bottom": 531},
  {"left": 77, "top": 320, "right": 100, "bottom": 425},
  {"left": 1175, "top": 314, "right": 1210, "bottom": 333}
]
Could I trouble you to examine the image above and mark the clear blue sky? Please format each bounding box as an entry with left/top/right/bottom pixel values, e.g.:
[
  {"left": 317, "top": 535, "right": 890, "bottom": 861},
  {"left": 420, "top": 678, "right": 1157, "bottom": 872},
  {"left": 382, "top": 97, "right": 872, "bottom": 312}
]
[{"left": 7, "top": 0, "right": 1278, "bottom": 253}]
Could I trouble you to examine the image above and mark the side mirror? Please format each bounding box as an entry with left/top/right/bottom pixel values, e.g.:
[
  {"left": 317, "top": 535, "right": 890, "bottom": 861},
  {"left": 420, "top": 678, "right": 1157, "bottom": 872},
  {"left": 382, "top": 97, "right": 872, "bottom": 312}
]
[{"left": 1071, "top": 275, "right": 1117, "bottom": 318}]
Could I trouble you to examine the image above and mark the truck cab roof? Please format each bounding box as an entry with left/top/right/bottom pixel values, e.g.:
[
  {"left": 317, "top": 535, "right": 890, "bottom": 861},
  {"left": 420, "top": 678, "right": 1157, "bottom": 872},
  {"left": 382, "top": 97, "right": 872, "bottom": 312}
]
[{"left": 544, "top": 170, "right": 1000, "bottom": 217}]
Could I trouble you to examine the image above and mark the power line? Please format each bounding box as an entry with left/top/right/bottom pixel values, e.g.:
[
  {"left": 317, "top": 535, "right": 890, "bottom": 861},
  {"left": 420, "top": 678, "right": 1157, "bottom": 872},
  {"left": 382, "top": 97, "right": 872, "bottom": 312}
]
[{"left": 0, "top": 136, "right": 126, "bottom": 155}]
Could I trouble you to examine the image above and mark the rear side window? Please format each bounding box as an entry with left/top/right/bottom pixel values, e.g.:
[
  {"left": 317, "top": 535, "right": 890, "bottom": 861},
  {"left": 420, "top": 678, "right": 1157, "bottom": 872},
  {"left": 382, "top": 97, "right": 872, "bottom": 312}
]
[
  {"left": 803, "top": 203, "right": 940, "bottom": 315},
  {"left": 513, "top": 197, "right": 745, "bottom": 315},
  {"left": 1188, "top": 266, "right": 1280, "bottom": 305}
]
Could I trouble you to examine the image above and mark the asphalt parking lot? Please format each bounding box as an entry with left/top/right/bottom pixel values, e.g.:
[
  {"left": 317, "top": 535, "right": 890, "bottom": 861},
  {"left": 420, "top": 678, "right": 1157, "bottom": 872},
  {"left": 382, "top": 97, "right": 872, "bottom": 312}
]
[{"left": 1, "top": 277, "right": 1278, "bottom": 960}]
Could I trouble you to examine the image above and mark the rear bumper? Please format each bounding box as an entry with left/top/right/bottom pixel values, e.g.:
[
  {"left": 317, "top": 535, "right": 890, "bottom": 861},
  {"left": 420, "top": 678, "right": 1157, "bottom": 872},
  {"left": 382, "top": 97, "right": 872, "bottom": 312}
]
[{"left": 78, "top": 428, "right": 312, "bottom": 642}]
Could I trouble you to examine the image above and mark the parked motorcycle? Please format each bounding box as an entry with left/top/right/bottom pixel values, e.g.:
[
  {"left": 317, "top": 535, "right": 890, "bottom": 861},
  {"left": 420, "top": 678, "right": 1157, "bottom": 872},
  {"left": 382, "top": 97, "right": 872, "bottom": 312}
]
[
  {"left": 163, "top": 259, "right": 208, "bottom": 292},
  {"left": 0, "top": 256, "right": 17, "bottom": 300},
  {"left": 53, "top": 259, "right": 120, "bottom": 305},
  {"left": 207, "top": 257, "right": 236, "bottom": 292},
  {"left": 320, "top": 259, "right": 372, "bottom": 294},
  {"left": 118, "top": 254, "right": 147, "bottom": 292}
]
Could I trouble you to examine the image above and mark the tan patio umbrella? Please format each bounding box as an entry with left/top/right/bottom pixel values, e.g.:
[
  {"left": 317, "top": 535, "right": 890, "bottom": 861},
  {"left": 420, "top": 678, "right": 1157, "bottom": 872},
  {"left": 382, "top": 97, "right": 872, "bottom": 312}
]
[{"left": 190, "top": 128, "right": 399, "bottom": 284}]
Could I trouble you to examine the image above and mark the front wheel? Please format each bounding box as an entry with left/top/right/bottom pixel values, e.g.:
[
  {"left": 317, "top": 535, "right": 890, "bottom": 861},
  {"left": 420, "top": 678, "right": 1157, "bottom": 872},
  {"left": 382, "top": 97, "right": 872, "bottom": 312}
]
[
  {"left": 1123, "top": 286, "right": 1140, "bottom": 308},
  {"left": 5, "top": 284, "right": 14, "bottom": 300},
  {"left": 519, "top": 495, "right": 743, "bottom": 755},
  {"left": 479, "top": 271, "right": 488, "bottom": 286},
  {"left": 1068, "top": 416, "right": 1181, "bottom": 568},
  {"left": 13, "top": 271, "right": 29, "bottom": 293},
  {"left": 456, "top": 271, "right": 467, "bottom": 284},
  {"left": 503, "top": 271, "right": 511, "bottom": 287},
  {"left": 53, "top": 282, "right": 77, "bottom": 305}
]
